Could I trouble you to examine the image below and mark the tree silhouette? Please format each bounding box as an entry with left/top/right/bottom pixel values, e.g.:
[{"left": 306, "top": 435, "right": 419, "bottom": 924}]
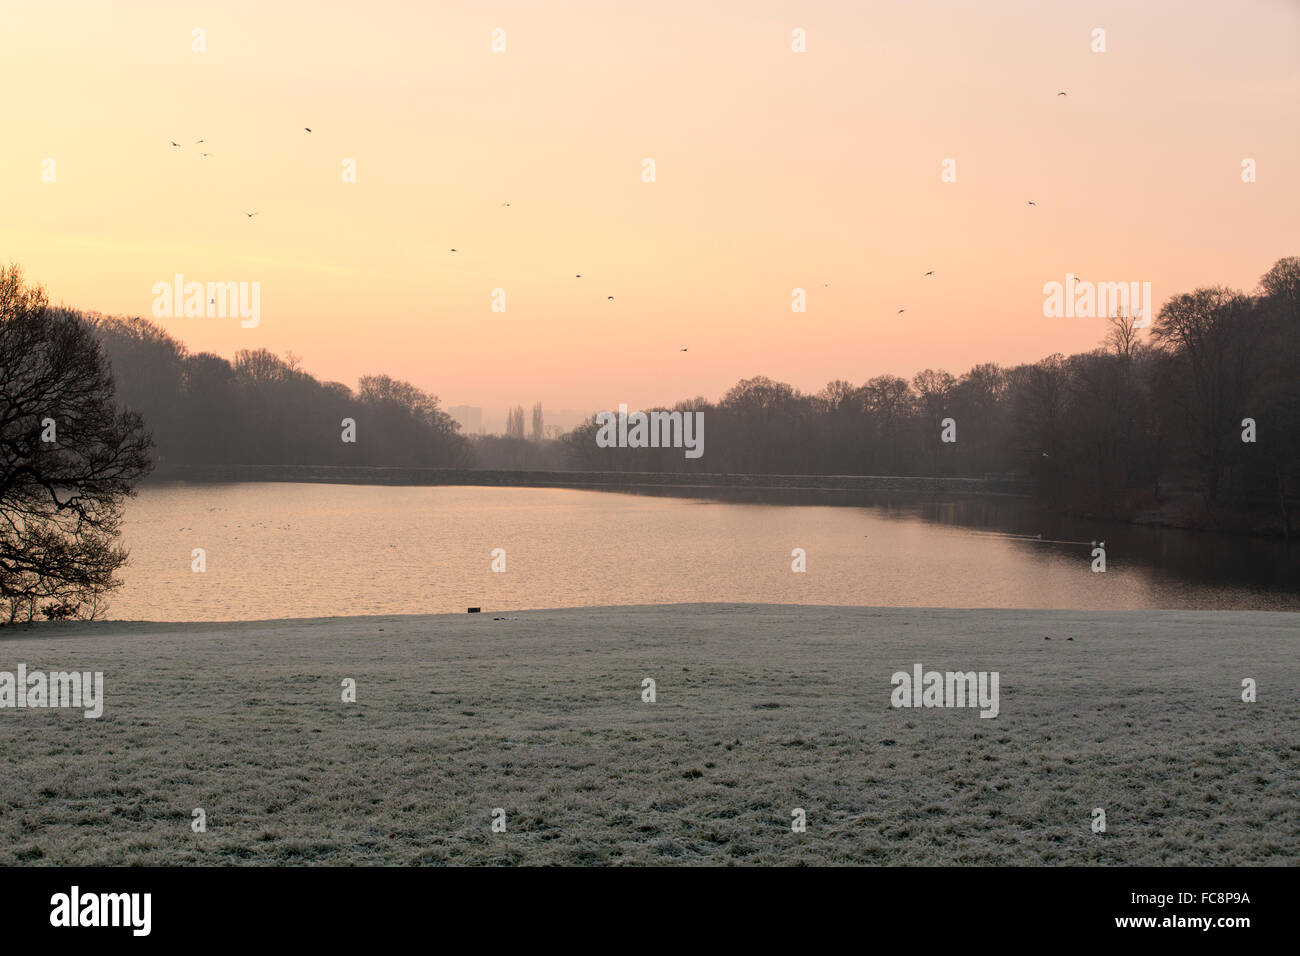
[
  {"left": 0, "top": 266, "right": 153, "bottom": 621},
  {"left": 12, "top": 255, "right": 1294, "bottom": 537}
]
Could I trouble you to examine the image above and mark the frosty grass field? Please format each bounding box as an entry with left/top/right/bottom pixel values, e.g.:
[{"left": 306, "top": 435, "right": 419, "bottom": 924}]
[{"left": 1, "top": 604, "right": 1294, "bottom": 865}]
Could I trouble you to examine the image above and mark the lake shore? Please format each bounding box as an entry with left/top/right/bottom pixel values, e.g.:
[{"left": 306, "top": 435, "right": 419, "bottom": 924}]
[
  {"left": 144, "top": 465, "right": 1297, "bottom": 537},
  {"left": 147, "top": 464, "right": 1030, "bottom": 496},
  {"left": 2, "top": 603, "right": 1295, "bottom": 865}
]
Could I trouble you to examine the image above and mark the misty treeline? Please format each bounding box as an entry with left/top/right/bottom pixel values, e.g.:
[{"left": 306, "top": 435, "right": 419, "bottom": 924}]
[
  {"left": 504, "top": 402, "right": 545, "bottom": 441},
  {"left": 79, "top": 314, "right": 572, "bottom": 471},
  {"left": 473, "top": 402, "right": 566, "bottom": 468},
  {"left": 80, "top": 314, "right": 471, "bottom": 469},
  {"left": 564, "top": 258, "right": 1300, "bottom": 529},
  {"left": 39, "top": 255, "right": 1300, "bottom": 532}
]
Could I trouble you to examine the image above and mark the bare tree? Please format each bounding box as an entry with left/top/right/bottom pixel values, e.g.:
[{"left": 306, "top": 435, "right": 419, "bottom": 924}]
[
  {"left": 1259, "top": 256, "right": 1300, "bottom": 319},
  {"left": 506, "top": 405, "right": 526, "bottom": 439},
  {"left": 0, "top": 266, "right": 153, "bottom": 621},
  {"left": 1007, "top": 355, "right": 1070, "bottom": 499},
  {"left": 912, "top": 368, "right": 956, "bottom": 471},
  {"left": 1153, "top": 287, "right": 1265, "bottom": 500},
  {"left": 1105, "top": 311, "right": 1141, "bottom": 359}
]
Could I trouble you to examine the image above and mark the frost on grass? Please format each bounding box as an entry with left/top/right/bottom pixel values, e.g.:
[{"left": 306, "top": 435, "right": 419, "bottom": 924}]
[{"left": 0, "top": 605, "right": 1294, "bottom": 865}]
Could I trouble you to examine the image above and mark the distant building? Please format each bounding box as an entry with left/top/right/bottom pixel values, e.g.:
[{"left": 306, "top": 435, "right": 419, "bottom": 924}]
[{"left": 447, "top": 405, "right": 483, "bottom": 435}]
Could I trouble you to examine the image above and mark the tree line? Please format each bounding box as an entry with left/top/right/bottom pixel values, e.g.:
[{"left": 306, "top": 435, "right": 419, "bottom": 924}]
[
  {"left": 7, "top": 257, "right": 1293, "bottom": 620},
  {"left": 71, "top": 255, "right": 1300, "bottom": 531},
  {"left": 86, "top": 313, "right": 470, "bottom": 470},
  {"left": 562, "top": 258, "right": 1299, "bottom": 533}
]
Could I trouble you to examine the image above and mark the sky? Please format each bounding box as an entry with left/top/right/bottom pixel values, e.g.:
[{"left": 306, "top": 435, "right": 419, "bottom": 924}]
[{"left": 2, "top": 0, "right": 1297, "bottom": 414}]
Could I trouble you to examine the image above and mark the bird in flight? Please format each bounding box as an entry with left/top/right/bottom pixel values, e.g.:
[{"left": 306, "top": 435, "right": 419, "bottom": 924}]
[
  {"left": 1057, "top": 91, "right": 1067, "bottom": 97},
  {"left": 575, "top": 274, "right": 582, "bottom": 278},
  {"left": 502, "top": 203, "right": 511, "bottom": 207},
  {"left": 897, "top": 308, "right": 905, "bottom": 314},
  {"left": 170, "top": 141, "right": 181, "bottom": 148},
  {"left": 245, "top": 212, "right": 259, "bottom": 218},
  {"left": 680, "top": 348, "right": 688, "bottom": 352},
  {"left": 607, "top": 296, "right": 614, "bottom": 300},
  {"left": 195, "top": 139, "right": 205, "bottom": 144},
  {"left": 200, "top": 153, "right": 214, "bottom": 158},
  {"left": 304, "top": 127, "right": 312, "bottom": 133},
  {"left": 924, "top": 270, "right": 934, "bottom": 276},
  {"left": 1027, "top": 200, "right": 1037, "bottom": 206}
]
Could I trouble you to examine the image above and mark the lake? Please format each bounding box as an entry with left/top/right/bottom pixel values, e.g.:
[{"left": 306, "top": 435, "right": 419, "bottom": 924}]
[{"left": 108, "top": 483, "right": 1300, "bottom": 621}]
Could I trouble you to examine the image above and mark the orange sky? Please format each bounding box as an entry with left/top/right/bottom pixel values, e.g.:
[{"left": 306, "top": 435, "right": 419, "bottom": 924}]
[{"left": 3, "top": 0, "right": 1297, "bottom": 412}]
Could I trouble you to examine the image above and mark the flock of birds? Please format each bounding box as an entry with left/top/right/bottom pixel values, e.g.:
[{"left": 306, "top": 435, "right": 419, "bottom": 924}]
[
  {"left": 891, "top": 90, "right": 1067, "bottom": 316},
  {"left": 171, "top": 91, "right": 1071, "bottom": 337},
  {"left": 170, "top": 138, "right": 214, "bottom": 158},
  {"left": 171, "top": 127, "right": 315, "bottom": 218},
  {"left": 171, "top": 126, "right": 624, "bottom": 302}
]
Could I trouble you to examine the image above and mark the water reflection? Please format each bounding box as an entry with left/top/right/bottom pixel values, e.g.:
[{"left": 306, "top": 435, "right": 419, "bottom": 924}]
[{"left": 112, "top": 483, "right": 1300, "bottom": 621}]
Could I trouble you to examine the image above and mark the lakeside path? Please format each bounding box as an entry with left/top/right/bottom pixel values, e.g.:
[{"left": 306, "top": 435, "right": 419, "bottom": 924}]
[{"left": 1, "top": 604, "right": 1295, "bottom": 865}]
